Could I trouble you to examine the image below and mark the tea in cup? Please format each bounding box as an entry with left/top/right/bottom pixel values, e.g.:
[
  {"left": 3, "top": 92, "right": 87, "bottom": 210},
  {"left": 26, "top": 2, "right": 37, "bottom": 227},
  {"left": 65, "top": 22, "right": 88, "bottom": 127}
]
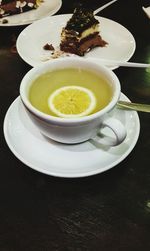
[{"left": 20, "top": 58, "right": 126, "bottom": 145}]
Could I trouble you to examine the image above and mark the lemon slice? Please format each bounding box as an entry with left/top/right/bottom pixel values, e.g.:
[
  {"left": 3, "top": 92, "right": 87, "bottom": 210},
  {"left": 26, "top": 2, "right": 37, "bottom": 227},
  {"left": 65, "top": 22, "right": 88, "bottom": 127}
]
[{"left": 48, "top": 85, "right": 96, "bottom": 118}]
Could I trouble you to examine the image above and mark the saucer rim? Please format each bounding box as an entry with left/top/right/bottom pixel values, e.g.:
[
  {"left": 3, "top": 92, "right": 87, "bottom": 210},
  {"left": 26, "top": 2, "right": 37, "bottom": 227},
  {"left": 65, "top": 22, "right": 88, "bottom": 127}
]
[{"left": 3, "top": 95, "right": 140, "bottom": 178}]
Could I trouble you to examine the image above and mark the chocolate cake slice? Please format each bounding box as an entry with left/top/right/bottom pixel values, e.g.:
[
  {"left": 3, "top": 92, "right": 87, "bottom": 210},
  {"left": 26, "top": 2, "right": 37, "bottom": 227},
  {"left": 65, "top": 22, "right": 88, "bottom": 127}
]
[
  {"left": 60, "top": 6, "right": 107, "bottom": 56},
  {"left": 0, "top": 0, "right": 40, "bottom": 18}
]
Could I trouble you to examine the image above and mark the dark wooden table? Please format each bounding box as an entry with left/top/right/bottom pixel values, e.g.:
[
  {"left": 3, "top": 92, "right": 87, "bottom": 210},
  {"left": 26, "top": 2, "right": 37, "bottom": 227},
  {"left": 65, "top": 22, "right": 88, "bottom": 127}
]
[{"left": 1, "top": 0, "right": 150, "bottom": 250}]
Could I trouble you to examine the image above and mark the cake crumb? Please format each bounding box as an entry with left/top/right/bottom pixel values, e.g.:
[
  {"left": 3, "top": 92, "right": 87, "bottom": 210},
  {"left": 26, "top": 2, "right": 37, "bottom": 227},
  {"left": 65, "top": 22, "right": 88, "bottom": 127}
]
[
  {"left": 2, "top": 19, "right": 8, "bottom": 24},
  {"left": 50, "top": 49, "right": 65, "bottom": 59},
  {"left": 43, "top": 43, "right": 54, "bottom": 51},
  {"left": 41, "top": 47, "right": 73, "bottom": 62}
]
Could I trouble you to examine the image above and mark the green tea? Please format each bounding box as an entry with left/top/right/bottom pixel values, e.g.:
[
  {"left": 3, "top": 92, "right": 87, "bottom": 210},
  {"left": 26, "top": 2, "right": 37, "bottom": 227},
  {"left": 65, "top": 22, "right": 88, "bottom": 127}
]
[{"left": 29, "top": 68, "right": 113, "bottom": 117}]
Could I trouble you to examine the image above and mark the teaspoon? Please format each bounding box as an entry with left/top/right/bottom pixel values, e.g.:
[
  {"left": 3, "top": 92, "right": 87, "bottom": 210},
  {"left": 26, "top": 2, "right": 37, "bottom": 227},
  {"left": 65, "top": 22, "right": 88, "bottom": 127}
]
[{"left": 117, "top": 101, "right": 150, "bottom": 113}]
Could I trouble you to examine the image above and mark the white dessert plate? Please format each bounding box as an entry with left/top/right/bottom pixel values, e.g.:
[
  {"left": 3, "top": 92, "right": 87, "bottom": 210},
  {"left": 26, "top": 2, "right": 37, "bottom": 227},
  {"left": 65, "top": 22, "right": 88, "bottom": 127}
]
[
  {"left": 3, "top": 93, "right": 140, "bottom": 178},
  {"left": 0, "top": 0, "right": 62, "bottom": 26},
  {"left": 16, "top": 14, "right": 136, "bottom": 69}
]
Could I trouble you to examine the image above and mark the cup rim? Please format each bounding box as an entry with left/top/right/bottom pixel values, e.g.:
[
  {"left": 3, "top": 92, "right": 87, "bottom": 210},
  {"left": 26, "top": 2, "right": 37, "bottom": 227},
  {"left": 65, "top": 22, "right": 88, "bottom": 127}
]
[{"left": 20, "top": 57, "right": 121, "bottom": 125}]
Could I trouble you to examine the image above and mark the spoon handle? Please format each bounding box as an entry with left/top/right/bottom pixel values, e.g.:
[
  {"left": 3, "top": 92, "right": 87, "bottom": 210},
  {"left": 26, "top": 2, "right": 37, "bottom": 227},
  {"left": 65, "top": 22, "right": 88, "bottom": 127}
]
[
  {"left": 87, "top": 58, "right": 150, "bottom": 68},
  {"left": 117, "top": 101, "right": 150, "bottom": 112},
  {"left": 94, "top": 0, "right": 118, "bottom": 15},
  {"left": 105, "top": 61, "right": 150, "bottom": 68}
]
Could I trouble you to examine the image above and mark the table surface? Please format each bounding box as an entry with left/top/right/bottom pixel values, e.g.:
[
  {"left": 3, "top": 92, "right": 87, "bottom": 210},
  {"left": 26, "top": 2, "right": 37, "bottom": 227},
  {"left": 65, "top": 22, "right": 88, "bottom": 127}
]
[{"left": 0, "top": 0, "right": 150, "bottom": 250}]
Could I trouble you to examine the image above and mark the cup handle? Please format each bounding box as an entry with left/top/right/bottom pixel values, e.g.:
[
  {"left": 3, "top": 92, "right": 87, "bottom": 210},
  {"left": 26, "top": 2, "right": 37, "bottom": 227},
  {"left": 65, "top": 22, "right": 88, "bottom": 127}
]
[{"left": 93, "top": 117, "right": 127, "bottom": 146}]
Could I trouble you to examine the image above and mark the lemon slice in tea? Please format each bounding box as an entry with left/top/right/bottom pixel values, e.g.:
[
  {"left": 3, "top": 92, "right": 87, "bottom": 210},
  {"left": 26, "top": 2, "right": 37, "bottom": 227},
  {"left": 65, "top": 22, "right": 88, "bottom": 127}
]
[{"left": 48, "top": 85, "right": 96, "bottom": 118}]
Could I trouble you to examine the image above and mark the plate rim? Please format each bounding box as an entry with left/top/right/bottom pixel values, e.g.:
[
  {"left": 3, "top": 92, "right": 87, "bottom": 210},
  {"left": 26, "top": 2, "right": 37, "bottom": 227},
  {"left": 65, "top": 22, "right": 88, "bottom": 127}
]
[
  {"left": 3, "top": 94, "right": 140, "bottom": 178},
  {"left": 16, "top": 14, "right": 136, "bottom": 68}
]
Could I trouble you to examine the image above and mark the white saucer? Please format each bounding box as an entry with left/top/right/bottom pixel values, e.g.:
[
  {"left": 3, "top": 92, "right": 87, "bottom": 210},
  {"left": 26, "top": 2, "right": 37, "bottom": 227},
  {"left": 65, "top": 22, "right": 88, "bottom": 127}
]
[
  {"left": 3, "top": 93, "right": 140, "bottom": 178},
  {"left": 16, "top": 14, "right": 136, "bottom": 69},
  {"left": 0, "top": 0, "right": 62, "bottom": 26}
]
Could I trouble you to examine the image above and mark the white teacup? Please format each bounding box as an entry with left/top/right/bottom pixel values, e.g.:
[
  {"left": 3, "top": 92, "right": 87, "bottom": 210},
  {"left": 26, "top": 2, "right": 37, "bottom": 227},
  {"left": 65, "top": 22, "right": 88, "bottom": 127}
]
[{"left": 20, "top": 58, "right": 126, "bottom": 145}]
